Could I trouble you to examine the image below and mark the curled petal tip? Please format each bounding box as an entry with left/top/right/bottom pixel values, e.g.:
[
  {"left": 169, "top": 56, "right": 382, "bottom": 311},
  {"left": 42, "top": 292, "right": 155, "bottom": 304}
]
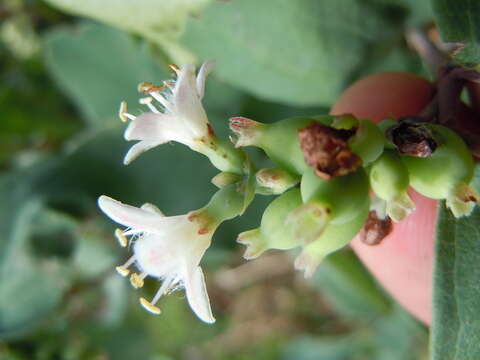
[{"left": 98, "top": 195, "right": 116, "bottom": 210}]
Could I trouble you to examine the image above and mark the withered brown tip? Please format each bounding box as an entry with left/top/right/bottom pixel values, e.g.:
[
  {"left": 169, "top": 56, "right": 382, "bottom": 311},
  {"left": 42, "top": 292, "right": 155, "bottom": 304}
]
[
  {"left": 387, "top": 117, "right": 438, "bottom": 158},
  {"left": 359, "top": 211, "right": 393, "bottom": 246},
  {"left": 298, "top": 122, "right": 361, "bottom": 179}
]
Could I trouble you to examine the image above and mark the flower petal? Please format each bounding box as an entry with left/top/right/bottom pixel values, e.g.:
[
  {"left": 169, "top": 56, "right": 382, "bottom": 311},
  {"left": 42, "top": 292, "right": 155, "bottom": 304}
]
[
  {"left": 124, "top": 141, "right": 159, "bottom": 165},
  {"left": 196, "top": 60, "right": 215, "bottom": 100},
  {"left": 184, "top": 266, "right": 215, "bottom": 324},
  {"left": 141, "top": 203, "right": 164, "bottom": 216},
  {"left": 98, "top": 195, "right": 170, "bottom": 233},
  {"left": 124, "top": 113, "right": 173, "bottom": 142},
  {"left": 173, "top": 64, "right": 209, "bottom": 138}
]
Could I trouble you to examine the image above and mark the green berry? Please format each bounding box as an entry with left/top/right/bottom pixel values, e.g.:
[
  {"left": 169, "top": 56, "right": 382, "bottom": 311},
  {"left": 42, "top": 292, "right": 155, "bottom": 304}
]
[
  {"left": 369, "top": 150, "right": 415, "bottom": 222},
  {"left": 288, "top": 168, "right": 370, "bottom": 244},
  {"left": 401, "top": 124, "right": 478, "bottom": 217},
  {"left": 295, "top": 200, "right": 369, "bottom": 277},
  {"left": 300, "top": 167, "right": 370, "bottom": 225},
  {"left": 237, "top": 188, "right": 303, "bottom": 259},
  {"left": 332, "top": 115, "right": 385, "bottom": 165}
]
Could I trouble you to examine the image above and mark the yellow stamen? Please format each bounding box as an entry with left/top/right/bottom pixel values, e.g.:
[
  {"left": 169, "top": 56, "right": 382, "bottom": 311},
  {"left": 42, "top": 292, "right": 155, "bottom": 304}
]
[
  {"left": 118, "top": 101, "right": 128, "bottom": 122},
  {"left": 169, "top": 63, "right": 180, "bottom": 74},
  {"left": 163, "top": 80, "right": 174, "bottom": 90},
  {"left": 130, "top": 273, "right": 145, "bottom": 289},
  {"left": 140, "top": 297, "right": 161, "bottom": 315},
  {"left": 139, "top": 96, "right": 153, "bottom": 105},
  {"left": 137, "top": 81, "right": 164, "bottom": 94},
  {"left": 114, "top": 228, "right": 128, "bottom": 247},
  {"left": 137, "top": 81, "right": 153, "bottom": 93},
  {"left": 116, "top": 266, "right": 130, "bottom": 277}
]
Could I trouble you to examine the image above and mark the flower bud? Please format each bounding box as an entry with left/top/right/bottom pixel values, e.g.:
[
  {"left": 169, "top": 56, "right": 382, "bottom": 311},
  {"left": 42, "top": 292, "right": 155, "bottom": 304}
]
[
  {"left": 401, "top": 124, "right": 478, "bottom": 217},
  {"left": 255, "top": 168, "right": 299, "bottom": 195},
  {"left": 237, "top": 188, "right": 303, "bottom": 259},
  {"left": 211, "top": 172, "right": 242, "bottom": 188},
  {"left": 369, "top": 150, "right": 415, "bottom": 222}
]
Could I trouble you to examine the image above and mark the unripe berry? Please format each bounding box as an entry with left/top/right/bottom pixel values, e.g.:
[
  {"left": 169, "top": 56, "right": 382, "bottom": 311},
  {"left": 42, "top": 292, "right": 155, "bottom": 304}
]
[
  {"left": 332, "top": 115, "right": 385, "bottom": 165},
  {"left": 295, "top": 200, "right": 369, "bottom": 277},
  {"left": 237, "top": 188, "right": 303, "bottom": 259},
  {"left": 400, "top": 124, "right": 478, "bottom": 217},
  {"left": 289, "top": 168, "right": 370, "bottom": 244},
  {"left": 369, "top": 150, "right": 415, "bottom": 222},
  {"left": 300, "top": 168, "right": 370, "bottom": 225}
]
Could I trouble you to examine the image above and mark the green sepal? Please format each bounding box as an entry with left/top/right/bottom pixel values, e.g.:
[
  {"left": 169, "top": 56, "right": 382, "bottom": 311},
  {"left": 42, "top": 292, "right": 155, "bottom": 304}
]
[
  {"left": 237, "top": 188, "right": 303, "bottom": 259},
  {"left": 300, "top": 167, "right": 370, "bottom": 225},
  {"left": 295, "top": 199, "right": 369, "bottom": 278}
]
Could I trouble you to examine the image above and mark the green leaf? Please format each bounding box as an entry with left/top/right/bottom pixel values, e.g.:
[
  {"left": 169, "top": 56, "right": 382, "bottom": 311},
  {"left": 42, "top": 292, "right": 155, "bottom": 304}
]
[
  {"left": 313, "top": 249, "right": 391, "bottom": 320},
  {"left": 44, "top": 22, "right": 167, "bottom": 126},
  {"left": 180, "top": 0, "right": 402, "bottom": 106},
  {"left": 282, "top": 336, "right": 361, "bottom": 360},
  {"left": 282, "top": 307, "right": 427, "bottom": 360},
  {"left": 431, "top": 165, "right": 480, "bottom": 359},
  {"left": 432, "top": 0, "right": 480, "bottom": 66},
  {"left": 43, "top": 0, "right": 211, "bottom": 62},
  {"left": 0, "top": 195, "right": 69, "bottom": 339},
  {"left": 371, "top": 306, "right": 428, "bottom": 360}
]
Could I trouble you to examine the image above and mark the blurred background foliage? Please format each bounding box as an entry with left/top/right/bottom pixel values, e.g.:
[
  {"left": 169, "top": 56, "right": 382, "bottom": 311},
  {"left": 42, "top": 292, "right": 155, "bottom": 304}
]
[{"left": 0, "top": 0, "right": 433, "bottom": 359}]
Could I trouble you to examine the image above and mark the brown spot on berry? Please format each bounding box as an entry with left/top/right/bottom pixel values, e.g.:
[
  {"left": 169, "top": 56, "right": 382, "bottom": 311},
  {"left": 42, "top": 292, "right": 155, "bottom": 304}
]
[
  {"left": 298, "top": 122, "right": 361, "bottom": 179},
  {"left": 359, "top": 211, "right": 393, "bottom": 246}
]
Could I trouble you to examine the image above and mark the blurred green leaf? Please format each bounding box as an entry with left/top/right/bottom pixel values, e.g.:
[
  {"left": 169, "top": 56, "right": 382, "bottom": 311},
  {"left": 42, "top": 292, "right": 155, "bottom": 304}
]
[
  {"left": 98, "top": 274, "right": 129, "bottom": 327},
  {"left": 44, "top": 22, "right": 167, "bottom": 126},
  {"left": 372, "top": 0, "right": 433, "bottom": 26},
  {"left": 432, "top": 0, "right": 480, "bottom": 66},
  {"left": 282, "top": 306, "right": 426, "bottom": 360},
  {"left": 282, "top": 336, "right": 360, "bottom": 360},
  {"left": 312, "top": 249, "right": 391, "bottom": 321},
  {"left": 180, "top": 0, "right": 404, "bottom": 106},
  {"left": 43, "top": 0, "right": 211, "bottom": 62},
  {"left": 72, "top": 229, "right": 117, "bottom": 280},
  {"left": 371, "top": 306, "right": 427, "bottom": 360},
  {"left": 0, "top": 195, "right": 69, "bottom": 339},
  {"left": 430, "top": 165, "right": 480, "bottom": 359}
]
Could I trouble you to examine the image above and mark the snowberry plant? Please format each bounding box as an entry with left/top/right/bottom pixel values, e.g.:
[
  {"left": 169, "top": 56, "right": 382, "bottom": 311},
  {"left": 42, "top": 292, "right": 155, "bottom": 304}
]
[{"left": 98, "top": 61, "right": 478, "bottom": 323}]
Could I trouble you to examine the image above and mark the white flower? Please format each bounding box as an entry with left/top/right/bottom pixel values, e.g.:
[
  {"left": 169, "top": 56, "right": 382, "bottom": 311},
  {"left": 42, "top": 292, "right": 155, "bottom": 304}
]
[
  {"left": 97, "top": 195, "right": 215, "bottom": 324},
  {"left": 119, "top": 61, "right": 215, "bottom": 165}
]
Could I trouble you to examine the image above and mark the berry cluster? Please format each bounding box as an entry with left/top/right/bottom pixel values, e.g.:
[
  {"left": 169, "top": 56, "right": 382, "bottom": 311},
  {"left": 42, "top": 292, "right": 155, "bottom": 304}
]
[{"left": 98, "top": 63, "right": 477, "bottom": 323}]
